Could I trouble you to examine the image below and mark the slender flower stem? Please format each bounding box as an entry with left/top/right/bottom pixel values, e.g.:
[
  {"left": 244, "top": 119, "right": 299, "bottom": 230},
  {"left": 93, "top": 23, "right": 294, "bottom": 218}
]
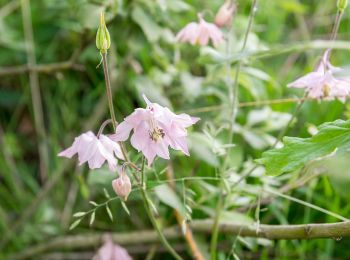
[
  {"left": 210, "top": 1, "right": 257, "bottom": 259},
  {"left": 136, "top": 158, "right": 183, "bottom": 260},
  {"left": 330, "top": 10, "right": 343, "bottom": 42},
  {"left": 97, "top": 119, "right": 113, "bottom": 137},
  {"left": 101, "top": 53, "right": 117, "bottom": 130},
  {"left": 101, "top": 52, "right": 129, "bottom": 161},
  {"left": 326, "top": 9, "right": 344, "bottom": 60},
  {"left": 225, "top": 0, "right": 257, "bottom": 160}
]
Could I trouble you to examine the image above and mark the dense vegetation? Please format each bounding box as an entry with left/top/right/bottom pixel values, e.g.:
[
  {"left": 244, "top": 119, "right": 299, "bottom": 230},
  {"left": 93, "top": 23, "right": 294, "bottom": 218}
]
[{"left": 1, "top": 0, "right": 350, "bottom": 259}]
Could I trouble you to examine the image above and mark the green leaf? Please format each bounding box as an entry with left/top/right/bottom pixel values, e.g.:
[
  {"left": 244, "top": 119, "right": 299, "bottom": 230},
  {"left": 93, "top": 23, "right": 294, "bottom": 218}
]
[
  {"left": 103, "top": 188, "right": 111, "bottom": 199},
  {"left": 89, "top": 211, "right": 95, "bottom": 226},
  {"left": 121, "top": 201, "right": 130, "bottom": 216},
  {"left": 188, "top": 133, "right": 220, "bottom": 167},
  {"left": 131, "top": 6, "right": 162, "bottom": 42},
  {"left": 154, "top": 184, "right": 186, "bottom": 218},
  {"left": 73, "top": 212, "right": 86, "bottom": 218},
  {"left": 256, "top": 120, "right": 350, "bottom": 176},
  {"left": 89, "top": 201, "right": 98, "bottom": 207},
  {"left": 106, "top": 204, "right": 113, "bottom": 221},
  {"left": 69, "top": 219, "right": 82, "bottom": 230}
]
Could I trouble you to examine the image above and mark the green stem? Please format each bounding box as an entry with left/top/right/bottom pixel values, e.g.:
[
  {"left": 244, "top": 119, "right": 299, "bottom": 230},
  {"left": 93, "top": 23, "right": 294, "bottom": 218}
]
[
  {"left": 101, "top": 53, "right": 117, "bottom": 130},
  {"left": 210, "top": 1, "right": 257, "bottom": 259},
  {"left": 225, "top": 0, "right": 257, "bottom": 163},
  {"left": 101, "top": 52, "right": 130, "bottom": 161},
  {"left": 138, "top": 159, "right": 183, "bottom": 260},
  {"left": 21, "top": 0, "right": 49, "bottom": 182}
]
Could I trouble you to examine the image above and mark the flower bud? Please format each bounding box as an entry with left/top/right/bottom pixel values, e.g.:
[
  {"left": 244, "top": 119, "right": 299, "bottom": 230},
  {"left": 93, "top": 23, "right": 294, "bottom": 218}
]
[
  {"left": 96, "top": 12, "right": 111, "bottom": 53},
  {"left": 214, "top": 0, "right": 237, "bottom": 28},
  {"left": 112, "top": 172, "right": 131, "bottom": 201},
  {"left": 337, "top": 0, "right": 348, "bottom": 11}
]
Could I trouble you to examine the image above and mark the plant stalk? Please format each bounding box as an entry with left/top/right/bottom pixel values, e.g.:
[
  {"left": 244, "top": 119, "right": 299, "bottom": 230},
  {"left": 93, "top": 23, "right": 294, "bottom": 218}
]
[
  {"left": 210, "top": 1, "right": 257, "bottom": 259},
  {"left": 138, "top": 159, "right": 183, "bottom": 260}
]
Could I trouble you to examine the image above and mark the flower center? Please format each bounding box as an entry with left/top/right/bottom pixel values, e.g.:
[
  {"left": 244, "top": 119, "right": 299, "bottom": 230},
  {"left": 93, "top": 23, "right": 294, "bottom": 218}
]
[
  {"left": 149, "top": 127, "right": 165, "bottom": 142},
  {"left": 148, "top": 117, "right": 165, "bottom": 142},
  {"left": 323, "top": 84, "right": 330, "bottom": 97}
]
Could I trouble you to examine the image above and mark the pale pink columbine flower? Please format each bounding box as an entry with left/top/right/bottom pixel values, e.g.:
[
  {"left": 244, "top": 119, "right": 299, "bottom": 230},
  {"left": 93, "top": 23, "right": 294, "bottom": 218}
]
[
  {"left": 288, "top": 50, "right": 350, "bottom": 102},
  {"left": 176, "top": 13, "right": 223, "bottom": 47},
  {"left": 111, "top": 95, "right": 199, "bottom": 166},
  {"left": 215, "top": 0, "right": 237, "bottom": 28},
  {"left": 58, "top": 131, "right": 124, "bottom": 170},
  {"left": 92, "top": 235, "right": 131, "bottom": 260},
  {"left": 112, "top": 166, "right": 131, "bottom": 201}
]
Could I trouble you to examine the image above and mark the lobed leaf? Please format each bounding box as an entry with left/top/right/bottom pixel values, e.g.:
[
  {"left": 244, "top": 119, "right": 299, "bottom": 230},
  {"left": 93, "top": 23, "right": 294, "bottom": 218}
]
[{"left": 256, "top": 120, "right": 350, "bottom": 176}]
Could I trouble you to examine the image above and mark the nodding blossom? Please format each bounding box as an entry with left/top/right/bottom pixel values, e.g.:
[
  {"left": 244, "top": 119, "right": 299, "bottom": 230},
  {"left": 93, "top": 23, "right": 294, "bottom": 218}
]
[
  {"left": 92, "top": 235, "right": 131, "bottom": 260},
  {"left": 58, "top": 131, "right": 124, "bottom": 170},
  {"left": 288, "top": 50, "right": 350, "bottom": 102},
  {"left": 111, "top": 95, "right": 199, "bottom": 166},
  {"left": 176, "top": 13, "right": 223, "bottom": 47},
  {"left": 215, "top": 0, "right": 237, "bottom": 28},
  {"left": 112, "top": 166, "right": 132, "bottom": 201}
]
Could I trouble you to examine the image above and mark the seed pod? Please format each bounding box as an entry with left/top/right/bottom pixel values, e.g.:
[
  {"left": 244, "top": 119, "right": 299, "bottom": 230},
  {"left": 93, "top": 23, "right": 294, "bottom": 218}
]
[
  {"left": 96, "top": 12, "right": 111, "bottom": 53},
  {"left": 214, "top": 0, "right": 237, "bottom": 28}
]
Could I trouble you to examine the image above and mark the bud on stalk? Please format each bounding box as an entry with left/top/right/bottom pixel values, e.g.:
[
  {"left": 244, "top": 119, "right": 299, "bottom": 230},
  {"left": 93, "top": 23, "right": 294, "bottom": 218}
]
[
  {"left": 112, "top": 170, "right": 132, "bottom": 201},
  {"left": 96, "top": 12, "right": 111, "bottom": 53},
  {"left": 337, "top": 0, "right": 348, "bottom": 11}
]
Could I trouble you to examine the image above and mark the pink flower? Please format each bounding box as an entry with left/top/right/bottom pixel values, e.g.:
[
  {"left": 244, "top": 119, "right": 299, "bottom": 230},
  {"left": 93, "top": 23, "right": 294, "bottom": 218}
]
[
  {"left": 176, "top": 13, "right": 223, "bottom": 47},
  {"left": 288, "top": 50, "right": 350, "bottom": 102},
  {"left": 93, "top": 235, "right": 131, "bottom": 260},
  {"left": 112, "top": 167, "right": 132, "bottom": 201},
  {"left": 58, "top": 131, "right": 124, "bottom": 170},
  {"left": 111, "top": 95, "right": 199, "bottom": 166},
  {"left": 215, "top": 0, "right": 236, "bottom": 28}
]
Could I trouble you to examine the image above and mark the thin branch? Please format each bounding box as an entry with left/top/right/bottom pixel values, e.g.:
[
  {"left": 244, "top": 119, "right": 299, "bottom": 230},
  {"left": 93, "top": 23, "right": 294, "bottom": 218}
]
[
  {"left": 182, "top": 97, "right": 313, "bottom": 114},
  {"left": 0, "top": 55, "right": 84, "bottom": 76},
  {"left": 21, "top": 0, "right": 49, "bottom": 181},
  {"left": 237, "top": 170, "right": 322, "bottom": 213},
  {"left": 10, "top": 220, "right": 350, "bottom": 259},
  {"left": 0, "top": 0, "right": 20, "bottom": 18},
  {"left": 226, "top": 40, "right": 350, "bottom": 63}
]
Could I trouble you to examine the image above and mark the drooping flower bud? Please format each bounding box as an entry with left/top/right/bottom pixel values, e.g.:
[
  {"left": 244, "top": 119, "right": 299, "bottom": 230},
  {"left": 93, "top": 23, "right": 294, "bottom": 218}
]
[
  {"left": 337, "top": 0, "right": 348, "bottom": 11},
  {"left": 214, "top": 0, "right": 237, "bottom": 28},
  {"left": 96, "top": 12, "right": 111, "bottom": 53},
  {"left": 112, "top": 169, "right": 131, "bottom": 201}
]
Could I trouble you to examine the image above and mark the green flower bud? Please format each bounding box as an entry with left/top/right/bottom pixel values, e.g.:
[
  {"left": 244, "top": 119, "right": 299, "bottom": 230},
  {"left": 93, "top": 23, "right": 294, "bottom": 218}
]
[
  {"left": 96, "top": 12, "right": 111, "bottom": 53},
  {"left": 337, "top": 0, "right": 348, "bottom": 11}
]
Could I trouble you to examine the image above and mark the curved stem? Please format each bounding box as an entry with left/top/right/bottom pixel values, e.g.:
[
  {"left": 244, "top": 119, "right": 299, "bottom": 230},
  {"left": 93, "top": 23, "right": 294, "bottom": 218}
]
[
  {"left": 97, "top": 119, "right": 113, "bottom": 137},
  {"left": 138, "top": 159, "right": 183, "bottom": 260}
]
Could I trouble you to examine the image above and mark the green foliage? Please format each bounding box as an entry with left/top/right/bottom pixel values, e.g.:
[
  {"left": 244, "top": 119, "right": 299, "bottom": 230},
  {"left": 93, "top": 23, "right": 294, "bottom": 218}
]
[
  {"left": 257, "top": 120, "right": 350, "bottom": 176},
  {"left": 1, "top": 0, "right": 350, "bottom": 259}
]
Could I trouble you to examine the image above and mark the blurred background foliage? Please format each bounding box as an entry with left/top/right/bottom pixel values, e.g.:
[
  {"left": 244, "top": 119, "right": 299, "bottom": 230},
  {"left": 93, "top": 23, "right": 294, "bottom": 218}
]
[{"left": 1, "top": 0, "right": 350, "bottom": 259}]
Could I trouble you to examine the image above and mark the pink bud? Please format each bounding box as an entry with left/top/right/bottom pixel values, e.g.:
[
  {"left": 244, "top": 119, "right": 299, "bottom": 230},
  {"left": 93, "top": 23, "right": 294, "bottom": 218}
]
[
  {"left": 112, "top": 172, "right": 131, "bottom": 201},
  {"left": 214, "top": 0, "right": 237, "bottom": 28}
]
